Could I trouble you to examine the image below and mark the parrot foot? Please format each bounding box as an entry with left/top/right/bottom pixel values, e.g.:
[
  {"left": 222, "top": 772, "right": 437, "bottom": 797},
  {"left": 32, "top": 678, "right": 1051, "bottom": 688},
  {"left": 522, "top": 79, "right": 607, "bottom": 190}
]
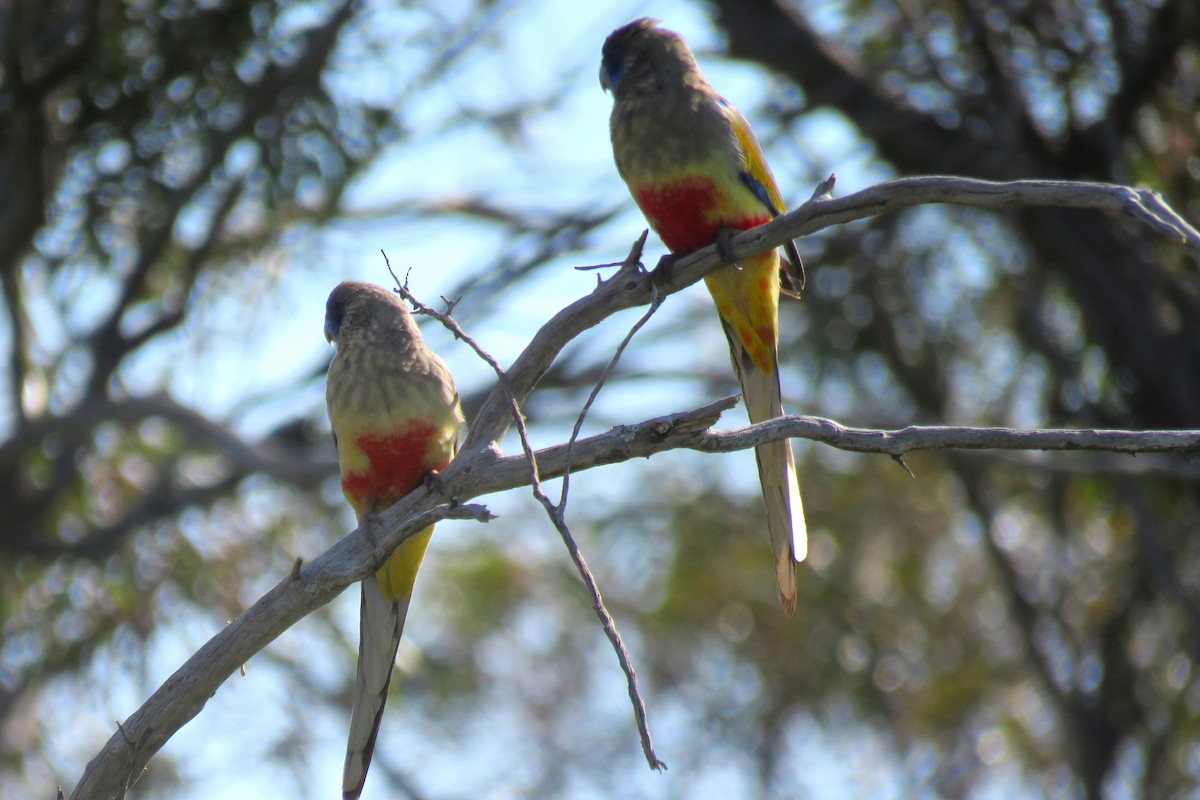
[
  {"left": 649, "top": 252, "right": 682, "bottom": 285},
  {"left": 424, "top": 468, "right": 459, "bottom": 506},
  {"left": 716, "top": 227, "right": 741, "bottom": 270},
  {"left": 360, "top": 512, "right": 384, "bottom": 546}
]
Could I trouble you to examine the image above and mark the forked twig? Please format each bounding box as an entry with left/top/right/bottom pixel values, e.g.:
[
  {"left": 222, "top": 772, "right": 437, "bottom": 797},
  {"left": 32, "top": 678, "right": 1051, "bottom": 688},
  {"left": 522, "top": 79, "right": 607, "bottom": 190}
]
[{"left": 383, "top": 248, "right": 667, "bottom": 770}]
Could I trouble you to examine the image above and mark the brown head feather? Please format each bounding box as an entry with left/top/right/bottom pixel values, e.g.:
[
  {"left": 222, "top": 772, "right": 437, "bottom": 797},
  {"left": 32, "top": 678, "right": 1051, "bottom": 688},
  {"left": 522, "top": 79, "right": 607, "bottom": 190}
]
[{"left": 600, "top": 17, "right": 703, "bottom": 98}]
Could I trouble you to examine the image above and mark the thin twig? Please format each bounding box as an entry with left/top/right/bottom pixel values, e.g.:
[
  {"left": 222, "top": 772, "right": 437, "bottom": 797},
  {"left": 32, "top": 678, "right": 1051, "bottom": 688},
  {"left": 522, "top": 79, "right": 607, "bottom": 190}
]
[
  {"left": 383, "top": 253, "right": 508, "bottom": 378},
  {"left": 559, "top": 235, "right": 655, "bottom": 507},
  {"left": 383, "top": 248, "right": 666, "bottom": 770},
  {"left": 552, "top": 236, "right": 666, "bottom": 770},
  {"left": 506, "top": 385, "right": 666, "bottom": 771}
]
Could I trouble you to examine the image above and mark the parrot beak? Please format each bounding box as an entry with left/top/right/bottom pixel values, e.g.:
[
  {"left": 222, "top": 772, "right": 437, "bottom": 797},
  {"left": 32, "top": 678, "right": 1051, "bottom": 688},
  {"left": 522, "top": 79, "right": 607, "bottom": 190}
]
[
  {"left": 324, "top": 316, "right": 338, "bottom": 345},
  {"left": 599, "top": 64, "right": 610, "bottom": 92}
]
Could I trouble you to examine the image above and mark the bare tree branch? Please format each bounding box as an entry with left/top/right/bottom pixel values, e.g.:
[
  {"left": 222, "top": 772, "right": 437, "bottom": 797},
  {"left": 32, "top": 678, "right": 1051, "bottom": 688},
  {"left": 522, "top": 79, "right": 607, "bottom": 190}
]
[
  {"left": 67, "top": 399, "right": 1200, "bottom": 796},
  {"left": 468, "top": 174, "right": 1200, "bottom": 448},
  {"left": 698, "top": 414, "right": 1200, "bottom": 458},
  {"left": 767, "top": 176, "right": 1200, "bottom": 262},
  {"left": 68, "top": 175, "right": 1200, "bottom": 798}
]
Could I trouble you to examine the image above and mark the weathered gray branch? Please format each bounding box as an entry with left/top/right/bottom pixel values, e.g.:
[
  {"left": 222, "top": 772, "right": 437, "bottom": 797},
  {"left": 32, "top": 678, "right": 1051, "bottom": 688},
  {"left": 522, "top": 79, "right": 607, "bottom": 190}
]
[
  {"left": 465, "top": 175, "right": 1200, "bottom": 449},
  {"left": 768, "top": 176, "right": 1200, "bottom": 262},
  {"left": 67, "top": 401, "right": 1200, "bottom": 797},
  {"left": 697, "top": 411, "right": 1200, "bottom": 457},
  {"left": 69, "top": 176, "right": 1200, "bottom": 799}
]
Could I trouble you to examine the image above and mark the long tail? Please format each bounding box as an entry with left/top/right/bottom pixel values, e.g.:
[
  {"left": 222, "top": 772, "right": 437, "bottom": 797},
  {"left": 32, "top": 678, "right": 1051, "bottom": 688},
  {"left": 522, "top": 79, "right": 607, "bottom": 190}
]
[
  {"left": 342, "top": 522, "right": 433, "bottom": 799},
  {"left": 342, "top": 573, "right": 410, "bottom": 800},
  {"left": 721, "top": 320, "right": 807, "bottom": 615}
]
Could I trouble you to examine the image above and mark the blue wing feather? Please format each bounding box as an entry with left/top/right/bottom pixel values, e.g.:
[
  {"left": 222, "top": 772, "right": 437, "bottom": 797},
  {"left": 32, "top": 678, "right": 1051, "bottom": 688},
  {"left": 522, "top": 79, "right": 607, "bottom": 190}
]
[
  {"left": 727, "top": 111, "right": 806, "bottom": 294},
  {"left": 739, "top": 171, "right": 782, "bottom": 216}
]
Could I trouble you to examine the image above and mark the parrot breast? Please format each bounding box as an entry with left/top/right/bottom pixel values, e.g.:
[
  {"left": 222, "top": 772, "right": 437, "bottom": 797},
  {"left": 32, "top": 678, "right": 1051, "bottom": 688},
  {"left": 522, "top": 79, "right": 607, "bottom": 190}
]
[
  {"left": 633, "top": 175, "right": 772, "bottom": 255},
  {"left": 340, "top": 420, "right": 448, "bottom": 514}
]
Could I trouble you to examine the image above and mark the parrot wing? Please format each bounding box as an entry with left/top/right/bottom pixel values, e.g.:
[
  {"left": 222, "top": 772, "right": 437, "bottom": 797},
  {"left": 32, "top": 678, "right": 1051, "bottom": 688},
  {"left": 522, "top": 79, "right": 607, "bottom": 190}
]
[{"left": 723, "top": 99, "right": 806, "bottom": 296}]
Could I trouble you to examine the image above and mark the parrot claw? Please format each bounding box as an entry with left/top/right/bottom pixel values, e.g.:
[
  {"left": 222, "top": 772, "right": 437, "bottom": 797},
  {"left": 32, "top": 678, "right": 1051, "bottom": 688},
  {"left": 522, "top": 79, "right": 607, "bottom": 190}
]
[{"left": 716, "top": 227, "right": 741, "bottom": 270}]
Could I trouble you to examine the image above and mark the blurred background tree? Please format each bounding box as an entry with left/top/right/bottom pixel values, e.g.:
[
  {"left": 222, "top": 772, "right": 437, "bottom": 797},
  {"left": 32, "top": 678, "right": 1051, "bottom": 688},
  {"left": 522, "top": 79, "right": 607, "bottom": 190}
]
[{"left": 2, "top": 0, "right": 1198, "bottom": 798}]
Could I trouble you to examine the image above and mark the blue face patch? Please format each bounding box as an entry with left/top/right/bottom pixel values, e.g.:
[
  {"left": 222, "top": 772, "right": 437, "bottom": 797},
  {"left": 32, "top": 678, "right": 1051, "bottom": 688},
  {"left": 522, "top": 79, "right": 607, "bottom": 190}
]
[
  {"left": 324, "top": 297, "right": 345, "bottom": 343},
  {"left": 602, "top": 19, "right": 653, "bottom": 92},
  {"left": 601, "top": 57, "right": 627, "bottom": 91}
]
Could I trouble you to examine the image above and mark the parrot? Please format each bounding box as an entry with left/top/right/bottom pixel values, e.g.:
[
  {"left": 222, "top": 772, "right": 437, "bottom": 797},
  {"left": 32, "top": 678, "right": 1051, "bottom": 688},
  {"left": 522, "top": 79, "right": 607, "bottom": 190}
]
[
  {"left": 600, "top": 17, "right": 808, "bottom": 615},
  {"left": 324, "top": 280, "right": 464, "bottom": 799}
]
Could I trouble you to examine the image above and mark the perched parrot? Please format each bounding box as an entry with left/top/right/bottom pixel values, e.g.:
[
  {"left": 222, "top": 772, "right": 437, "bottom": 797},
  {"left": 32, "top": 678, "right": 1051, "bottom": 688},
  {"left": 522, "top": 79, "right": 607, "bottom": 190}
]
[
  {"left": 324, "top": 280, "right": 464, "bottom": 799},
  {"left": 601, "top": 18, "right": 808, "bottom": 615}
]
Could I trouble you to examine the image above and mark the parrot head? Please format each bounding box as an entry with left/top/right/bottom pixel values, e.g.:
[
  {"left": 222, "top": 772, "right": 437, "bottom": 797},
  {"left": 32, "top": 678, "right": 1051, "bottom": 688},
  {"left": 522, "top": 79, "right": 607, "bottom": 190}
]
[
  {"left": 600, "top": 17, "right": 696, "bottom": 96},
  {"left": 324, "top": 280, "right": 415, "bottom": 348}
]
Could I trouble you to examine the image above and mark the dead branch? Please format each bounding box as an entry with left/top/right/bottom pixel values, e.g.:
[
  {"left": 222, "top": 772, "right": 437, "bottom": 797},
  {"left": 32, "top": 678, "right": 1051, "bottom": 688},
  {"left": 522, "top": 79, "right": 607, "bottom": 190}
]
[{"left": 68, "top": 175, "right": 1200, "bottom": 799}]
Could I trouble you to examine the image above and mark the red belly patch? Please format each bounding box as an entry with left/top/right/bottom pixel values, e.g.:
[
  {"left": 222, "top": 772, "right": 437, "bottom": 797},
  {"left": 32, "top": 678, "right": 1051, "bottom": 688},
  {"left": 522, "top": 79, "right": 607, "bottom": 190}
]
[
  {"left": 635, "top": 178, "right": 719, "bottom": 254},
  {"left": 342, "top": 421, "right": 445, "bottom": 511},
  {"left": 634, "top": 178, "right": 771, "bottom": 255}
]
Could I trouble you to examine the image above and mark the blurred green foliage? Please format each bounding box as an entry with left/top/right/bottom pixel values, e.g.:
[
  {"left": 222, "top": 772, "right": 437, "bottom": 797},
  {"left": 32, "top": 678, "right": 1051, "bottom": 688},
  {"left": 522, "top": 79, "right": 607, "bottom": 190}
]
[{"left": 1, "top": 1, "right": 1199, "bottom": 798}]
